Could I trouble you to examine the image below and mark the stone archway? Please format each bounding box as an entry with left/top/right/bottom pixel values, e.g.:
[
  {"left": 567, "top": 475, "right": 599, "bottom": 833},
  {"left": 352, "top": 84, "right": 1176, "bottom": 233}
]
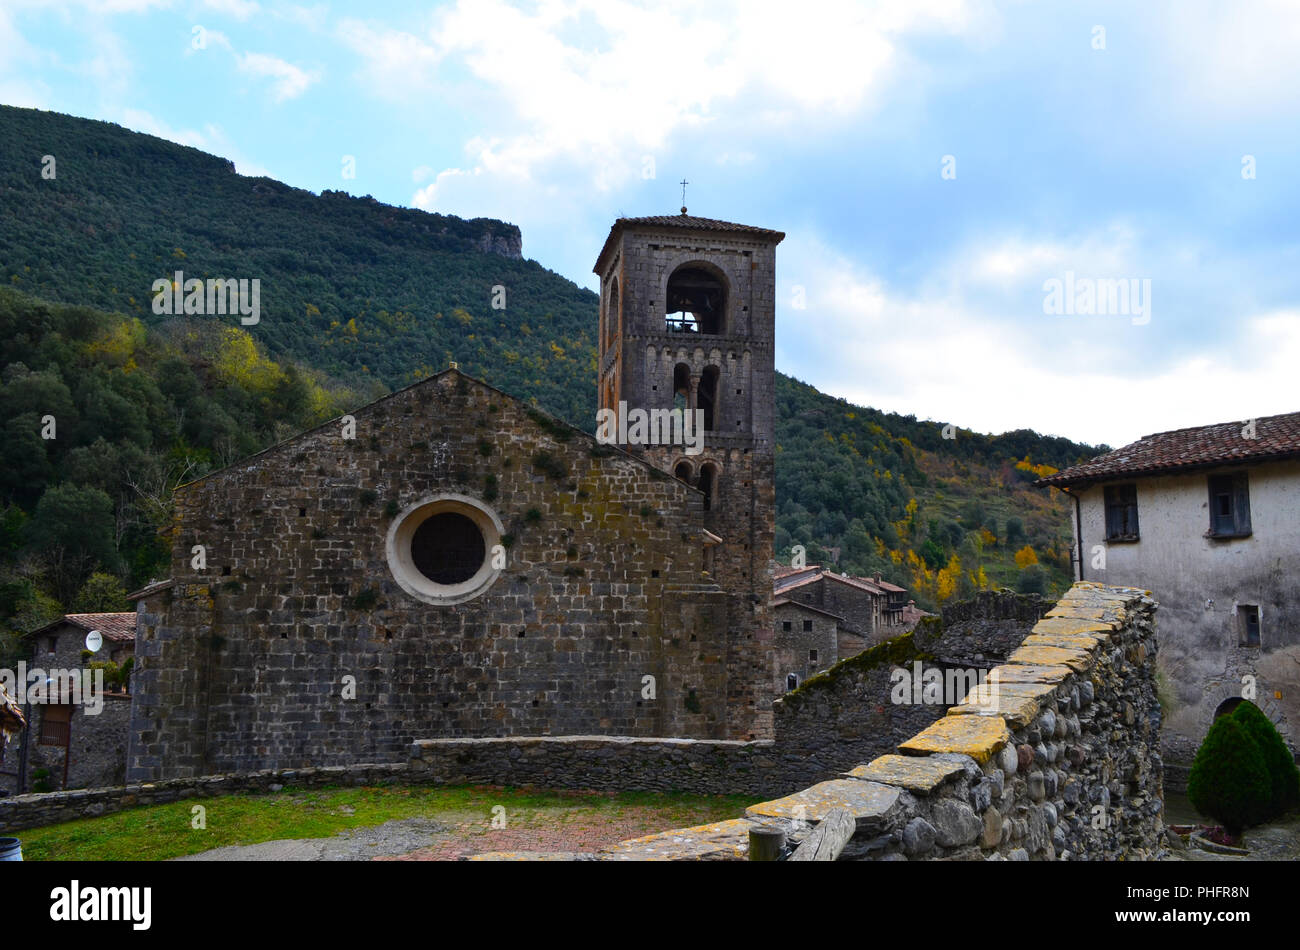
[{"left": 1200, "top": 683, "right": 1294, "bottom": 750}]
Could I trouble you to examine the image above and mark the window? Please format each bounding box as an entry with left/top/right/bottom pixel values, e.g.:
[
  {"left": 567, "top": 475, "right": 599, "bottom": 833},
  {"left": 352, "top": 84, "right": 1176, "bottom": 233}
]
[
  {"left": 698, "top": 463, "right": 718, "bottom": 512},
  {"left": 802, "top": 619, "right": 813, "bottom": 632},
  {"left": 386, "top": 494, "right": 504, "bottom": 605},
  {"left": 786, "top": 673, "right": 799, "bottom": 691},
  {"left": 808, "top": 649, "right": 818, "bottom": 662},
  {"left": 39, "top": 704, "right": 72, "bottom": 746},
  {"left": 604, "top": 279, "right": 619, "bottom": 351},
  {"left": 665, "top": 266, "right": 725, "bottom": 334},
  {"left": 1208, "top": 473, "right": 1252, "bottom": 538},
  {"left": 1103, "top": 483, "right": 1139, "bottom": 541},
  {"left": 1238, "top": 605, "right": 1261, "bottom": 646},
  {"left": 781, "top": 620, "right": 792, "bottom": 632}
]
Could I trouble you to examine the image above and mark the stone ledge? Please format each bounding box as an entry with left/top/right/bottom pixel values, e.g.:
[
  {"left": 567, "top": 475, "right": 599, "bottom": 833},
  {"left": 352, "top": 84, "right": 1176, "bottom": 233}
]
[
  {"left": 746, "top": 779, "right": 903, "bottom": 829},
  {"left": 599, "top": 818, "right": 755, "bottom": 861},
  {"left": 841, "top": 754, "right": 965, "bottom": 795}
]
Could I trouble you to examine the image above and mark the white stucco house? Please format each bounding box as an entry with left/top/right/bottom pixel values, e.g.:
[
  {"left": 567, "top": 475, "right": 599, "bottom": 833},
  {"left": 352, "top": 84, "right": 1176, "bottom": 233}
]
[{"left": 1038, "top": 411, "right": 1300, "bottom": 781}]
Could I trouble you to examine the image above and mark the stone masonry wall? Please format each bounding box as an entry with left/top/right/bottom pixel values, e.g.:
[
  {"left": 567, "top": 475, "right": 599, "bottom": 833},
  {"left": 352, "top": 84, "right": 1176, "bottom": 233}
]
[{"left": 128, "top": 370, "right": 742, "bottom": 782}]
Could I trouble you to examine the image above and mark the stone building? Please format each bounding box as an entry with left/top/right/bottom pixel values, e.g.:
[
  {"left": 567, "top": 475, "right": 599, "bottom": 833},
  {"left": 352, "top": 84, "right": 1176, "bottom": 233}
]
[
  {"left": 127, "top": 213, "right": 784, "bottom": 782},
  {"left": 769, "top": 565, "right": 919, "bottom": 693},
  {"left": 772, "top": 598, "right": 861, "bottom": 690},
  {"left": 1, "top": 613, "right": 135, "bottom": 793},
  {"left": 1038, "top": 410, "right": 1300, "bottom": 776}
]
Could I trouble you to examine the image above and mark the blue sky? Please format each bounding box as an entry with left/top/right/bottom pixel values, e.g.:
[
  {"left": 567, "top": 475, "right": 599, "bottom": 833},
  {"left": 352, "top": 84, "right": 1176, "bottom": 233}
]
[{"left": 3, "top": 0, "right": 1298, "bottom": 447}]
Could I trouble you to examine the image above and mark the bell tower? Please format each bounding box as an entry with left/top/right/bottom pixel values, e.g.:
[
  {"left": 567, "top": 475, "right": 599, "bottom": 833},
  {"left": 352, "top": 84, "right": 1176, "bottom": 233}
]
[{"left": 593, "top": 212, "right": 784, "bottom": 738}]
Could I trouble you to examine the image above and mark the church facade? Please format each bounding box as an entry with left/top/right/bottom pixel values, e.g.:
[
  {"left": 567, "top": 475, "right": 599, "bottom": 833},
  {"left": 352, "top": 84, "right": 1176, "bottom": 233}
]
[{"left": 125, "top": 214, "right": 784, "bottom": 781}]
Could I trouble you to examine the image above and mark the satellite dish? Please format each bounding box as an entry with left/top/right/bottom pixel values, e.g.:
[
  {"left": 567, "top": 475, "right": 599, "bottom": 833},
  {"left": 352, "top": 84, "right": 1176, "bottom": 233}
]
[{"left": 85, "top": 630, "right": 103, "bottom": 653}]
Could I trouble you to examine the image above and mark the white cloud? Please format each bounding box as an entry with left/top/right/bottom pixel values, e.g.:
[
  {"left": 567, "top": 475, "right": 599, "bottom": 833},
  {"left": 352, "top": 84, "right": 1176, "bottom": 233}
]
[
  {"left": 344, "top": 0, "right": 983, "bottom": 203},
  {"left": 236, "top": 51, "right": 320, "bottom": 101},
  {"left": 775, "top": 229, "right": 1300, "bottom": 447}
]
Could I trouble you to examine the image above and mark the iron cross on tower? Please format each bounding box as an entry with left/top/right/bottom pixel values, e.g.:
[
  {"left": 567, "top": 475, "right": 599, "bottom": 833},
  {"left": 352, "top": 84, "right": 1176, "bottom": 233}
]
[{"left": 680, "top": 178, "right": 689, "bottom": 214}]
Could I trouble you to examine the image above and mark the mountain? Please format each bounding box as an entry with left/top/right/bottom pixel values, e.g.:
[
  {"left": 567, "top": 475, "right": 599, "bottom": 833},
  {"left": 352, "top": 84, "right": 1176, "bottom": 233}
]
[{"left": 0, "top": 105, "right": 1103, "bottom": 652}]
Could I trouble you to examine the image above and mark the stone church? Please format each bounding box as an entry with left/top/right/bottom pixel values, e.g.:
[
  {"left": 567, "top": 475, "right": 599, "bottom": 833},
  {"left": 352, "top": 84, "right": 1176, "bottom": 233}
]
[{"left": 126, "top": 214, "right": 786, "bottom": 781}]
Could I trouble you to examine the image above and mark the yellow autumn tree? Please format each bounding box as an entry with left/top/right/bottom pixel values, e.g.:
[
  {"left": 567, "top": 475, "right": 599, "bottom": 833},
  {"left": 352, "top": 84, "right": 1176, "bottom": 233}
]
[
  {"left": 936, "top": 554, "right": 962, "bottom": 602},
  {"left": 212, "top": 326, "right": 285, "bottom": 393},
  {"left": 1014, "top": 545, "right": 1039, "bottom": 569}
]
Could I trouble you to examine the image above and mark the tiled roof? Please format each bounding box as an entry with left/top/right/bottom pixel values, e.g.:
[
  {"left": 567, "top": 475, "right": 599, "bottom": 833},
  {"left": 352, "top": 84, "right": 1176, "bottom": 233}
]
[
  {"left": 27, "top": 612, "right": 136, "bottom": 642},
  {"left": 772, "top": 565, "right": 907, "bottom": 599},
  {"left": 615, "top": 214, "right": 785, "bottom": 236},
  {"left": 594, "top": 213, "right": 785, "bottom": 273},
  {"left": 773, "top": 566, "right": 823, "bottom": 591},
  {"left": 1038, "top": 410, "right": 1300, "bottom": 487}
]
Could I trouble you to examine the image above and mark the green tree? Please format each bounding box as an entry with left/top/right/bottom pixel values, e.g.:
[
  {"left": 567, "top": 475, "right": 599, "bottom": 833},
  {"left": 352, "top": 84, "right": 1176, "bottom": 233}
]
[
  {"left": 1188, "top": 714, "right": 1273, "bottom": 835},
  {"left": 73, "top": 571, "right": 130, "bottom": 612},
  {"left": 1230, "top": 702, "right": 1300, "bottom": 816},
  {"left": 27, "top": 483, "right": 117, "bottom": 602}
]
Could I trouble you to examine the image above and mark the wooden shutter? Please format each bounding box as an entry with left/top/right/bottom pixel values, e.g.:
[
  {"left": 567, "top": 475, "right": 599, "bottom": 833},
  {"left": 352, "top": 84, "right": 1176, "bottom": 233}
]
[{"left": 1233, "top": 473, "right": 1252, "bottom": 536}]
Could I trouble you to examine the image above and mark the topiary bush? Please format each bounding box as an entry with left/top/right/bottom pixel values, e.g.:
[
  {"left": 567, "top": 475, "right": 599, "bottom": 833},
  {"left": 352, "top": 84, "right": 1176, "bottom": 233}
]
[
  {"left": 1230, "top": 701, "right": 1300, "bottom": 816},
  {"left": 1187, "top": 714, "right": 1273, "bottom": 835}
]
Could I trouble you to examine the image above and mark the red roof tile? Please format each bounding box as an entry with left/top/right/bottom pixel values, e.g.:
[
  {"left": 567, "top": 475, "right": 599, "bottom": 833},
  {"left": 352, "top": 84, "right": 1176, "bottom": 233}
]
[
  {"left": 1038, "top": 410, "right": 1300, "bottom": 488},
  {"left": 28, "top": 612, "right": 136, "bottom": 643}
]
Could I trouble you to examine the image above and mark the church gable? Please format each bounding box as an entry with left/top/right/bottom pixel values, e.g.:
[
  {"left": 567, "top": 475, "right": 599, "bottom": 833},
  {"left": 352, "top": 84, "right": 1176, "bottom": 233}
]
[{"left": 131, "top": 370, "right": 732, "bottom": 778}]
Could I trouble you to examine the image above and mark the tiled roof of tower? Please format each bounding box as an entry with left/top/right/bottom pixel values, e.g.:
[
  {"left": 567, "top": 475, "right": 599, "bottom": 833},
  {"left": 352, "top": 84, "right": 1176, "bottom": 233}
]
[
  {"left": 1037, "top": 410, "right": 1300, "bottom": 488},
  {"left": 594, "top": 213, "right": 785, "bottom": 273},
  {"left": 618, "top": 214, "right": 785, "bottom": 236}
]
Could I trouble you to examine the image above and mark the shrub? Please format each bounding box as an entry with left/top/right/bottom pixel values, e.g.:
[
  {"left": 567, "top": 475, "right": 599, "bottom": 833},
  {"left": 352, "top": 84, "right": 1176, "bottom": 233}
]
[
  {"left": 1187, "top": 714, "right": 1273, "bottom": 834},
  {"left": 1231, "top": 701, "right": 1300, "bottom": 816},
  {"left": 1016, "top": 564, "right": 1047, "bottom": 595}
]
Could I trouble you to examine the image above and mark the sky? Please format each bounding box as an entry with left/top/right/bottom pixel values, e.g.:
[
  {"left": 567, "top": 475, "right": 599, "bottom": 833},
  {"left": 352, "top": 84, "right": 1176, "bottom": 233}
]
[{"left": 2, "top": 0, "right": 1298, "bottom": 448}]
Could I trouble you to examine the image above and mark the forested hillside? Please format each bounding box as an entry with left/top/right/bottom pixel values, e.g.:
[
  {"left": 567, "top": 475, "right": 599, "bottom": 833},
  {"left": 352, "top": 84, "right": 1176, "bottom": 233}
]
[{"left": 0, "top": 106, "right": 1103, "bottom": 655}]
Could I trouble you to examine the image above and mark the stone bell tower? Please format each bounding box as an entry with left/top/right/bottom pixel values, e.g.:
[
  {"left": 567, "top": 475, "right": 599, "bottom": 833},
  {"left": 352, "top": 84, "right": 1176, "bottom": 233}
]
[{"left": 593, "top": 211, "right": 784, "bottom": 738}]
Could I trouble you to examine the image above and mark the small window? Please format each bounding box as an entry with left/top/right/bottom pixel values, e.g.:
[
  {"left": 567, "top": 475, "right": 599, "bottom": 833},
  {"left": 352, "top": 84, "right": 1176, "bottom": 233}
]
[
  {"left": 1103, "top": 483, "right": 1139, "bottom": 541},
  {"left": 39, "top": 704, "right": 72, "bottom": 746},
  {"left": 1208, "top": 473, "right": 1252, "bottom": 538},
  {"left": 781, "top": 620, "right": 792, "bottom": 632},
  {"left": 46, "top": 637, "right": 57, "bottom": 654},
  {"left": 802, "top": 619, "right": 813, "bottom": 632},
  {"left": 808, "top": 649, "right": 818, "bottom": 662},
  {"left": 786, "top": 673, "right": 799, "bottom": 691},
  {"left": 1238, "top": 605, "right": 1261, "bottom": 646}
]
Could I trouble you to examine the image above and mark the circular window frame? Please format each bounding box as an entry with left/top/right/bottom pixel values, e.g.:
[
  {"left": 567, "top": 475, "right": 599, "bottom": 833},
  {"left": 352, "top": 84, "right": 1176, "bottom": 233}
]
[{"left": 386, "top": 493, "right": 504, "bottom": 605}]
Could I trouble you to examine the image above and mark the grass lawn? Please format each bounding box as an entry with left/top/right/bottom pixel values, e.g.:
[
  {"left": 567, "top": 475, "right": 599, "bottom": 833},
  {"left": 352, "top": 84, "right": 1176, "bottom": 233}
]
[{"left": 15, "top": 784, "right": 760, "bottom": 861}]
